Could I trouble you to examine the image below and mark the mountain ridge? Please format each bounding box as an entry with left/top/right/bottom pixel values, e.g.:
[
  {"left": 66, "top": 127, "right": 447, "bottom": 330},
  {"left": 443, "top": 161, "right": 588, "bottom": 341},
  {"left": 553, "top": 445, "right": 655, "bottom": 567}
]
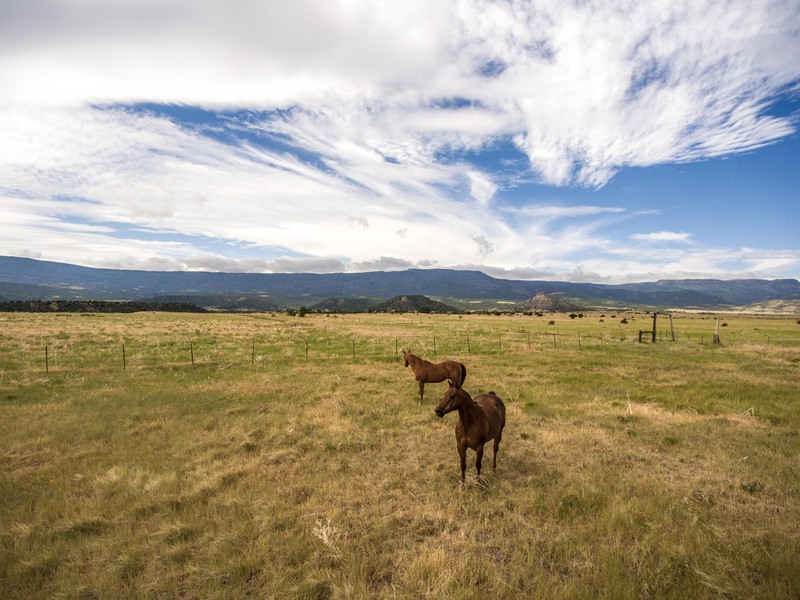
[{"left": 1, "top": 256, "right": 799, "bottom": 310}]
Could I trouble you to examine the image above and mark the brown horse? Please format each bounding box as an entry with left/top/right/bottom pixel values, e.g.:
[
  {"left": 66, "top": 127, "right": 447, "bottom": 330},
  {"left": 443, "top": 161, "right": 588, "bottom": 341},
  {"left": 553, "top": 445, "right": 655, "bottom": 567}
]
[
  {"left": 403, "top": 350, "right": 466, "bottom": 403},
  {"left": 435, "top": 381, "right": 506, "bottom": 483}
]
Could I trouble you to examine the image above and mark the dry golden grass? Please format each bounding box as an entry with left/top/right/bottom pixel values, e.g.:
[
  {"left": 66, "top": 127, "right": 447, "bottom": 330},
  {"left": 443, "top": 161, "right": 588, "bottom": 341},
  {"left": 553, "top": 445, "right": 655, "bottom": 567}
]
[{"left": 1, "top": 311, "right": 799, "bottom": 598}]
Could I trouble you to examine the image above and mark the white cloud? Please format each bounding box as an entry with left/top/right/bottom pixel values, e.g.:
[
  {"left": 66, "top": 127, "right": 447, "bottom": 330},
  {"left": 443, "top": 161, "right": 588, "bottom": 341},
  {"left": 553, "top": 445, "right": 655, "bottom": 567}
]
[
  {"left": 506, "top": 205, "right": 627, "bottom": 220},
  {"left": 3, "top": 1, "right": 796, "bottom": 186},
  {"left": 467, "top": 171, "right": 497, "bottom": 206},
  {"left": 631, "top": 232, "right": 692, "bottom": 243},
  {"left": 0, "top": 0, "right": 798, "bottom": 281}
]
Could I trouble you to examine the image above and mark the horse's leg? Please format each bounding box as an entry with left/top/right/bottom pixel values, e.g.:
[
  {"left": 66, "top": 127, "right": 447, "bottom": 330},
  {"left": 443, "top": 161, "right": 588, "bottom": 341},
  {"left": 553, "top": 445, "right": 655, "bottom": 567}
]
[
  {"left": 492, "top": 437, "right": 500, "bottom": 471},
  {"left": 418, "top": 381, "right": 424, "bottom": 403},
  {"left": 475, "top": 445, "right": 484, "bottom": 480},
  {"left": 458, "top": 440, "right": 467, "bottom": 483}
]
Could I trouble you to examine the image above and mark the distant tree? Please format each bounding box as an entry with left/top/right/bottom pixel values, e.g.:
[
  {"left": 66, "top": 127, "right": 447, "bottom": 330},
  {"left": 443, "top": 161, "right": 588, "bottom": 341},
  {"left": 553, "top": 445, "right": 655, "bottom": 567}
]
[{"left": 299, "top": 306, "right": 309, "bottom": 317}]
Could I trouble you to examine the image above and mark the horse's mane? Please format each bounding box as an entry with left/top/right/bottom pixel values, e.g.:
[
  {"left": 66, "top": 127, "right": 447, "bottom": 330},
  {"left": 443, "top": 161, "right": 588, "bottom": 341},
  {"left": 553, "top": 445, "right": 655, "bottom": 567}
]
[{"left": 408, "top": 352, "right": 431, "bottom": 365}]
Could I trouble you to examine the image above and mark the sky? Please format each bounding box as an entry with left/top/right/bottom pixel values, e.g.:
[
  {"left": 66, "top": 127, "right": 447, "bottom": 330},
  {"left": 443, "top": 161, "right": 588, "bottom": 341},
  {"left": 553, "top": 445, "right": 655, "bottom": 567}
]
[{"left": 1, "top": 0, "right": 799, "bottom": 284}]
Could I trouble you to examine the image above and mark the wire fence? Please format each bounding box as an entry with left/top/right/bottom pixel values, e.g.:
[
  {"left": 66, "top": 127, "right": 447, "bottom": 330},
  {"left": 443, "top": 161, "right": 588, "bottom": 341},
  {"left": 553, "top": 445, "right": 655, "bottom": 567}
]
[
  {"left": 2, "top": 311, "right": 799, "bottom": 381},
  {"left": 3, "top": 325, "right": 798, "bottom": 379}
]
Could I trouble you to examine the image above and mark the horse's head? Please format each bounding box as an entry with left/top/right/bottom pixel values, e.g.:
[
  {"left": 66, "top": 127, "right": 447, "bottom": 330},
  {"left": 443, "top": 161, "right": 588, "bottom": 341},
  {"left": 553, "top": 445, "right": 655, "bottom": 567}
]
[
  {"left": 403, "top": 349, "right": 410, "bottom": 367},
  {"left": 435, "top": 380, "right": 465, "bottom": 418}
]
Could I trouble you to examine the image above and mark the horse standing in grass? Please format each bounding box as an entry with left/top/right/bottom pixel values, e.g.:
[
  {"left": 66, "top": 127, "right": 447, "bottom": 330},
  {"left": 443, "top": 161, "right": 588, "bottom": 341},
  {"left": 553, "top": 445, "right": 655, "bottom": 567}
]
[
  {"left": 403, "top": 350, "right": 466, "bottom": 403},
  {"left": 435, "top": 381, "right": 506, "bottom": 483}
]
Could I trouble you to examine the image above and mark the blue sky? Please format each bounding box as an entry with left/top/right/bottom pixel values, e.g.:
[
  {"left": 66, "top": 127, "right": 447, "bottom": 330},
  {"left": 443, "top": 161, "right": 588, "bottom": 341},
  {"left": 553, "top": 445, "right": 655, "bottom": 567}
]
[{"left": 1, "top": 0, "right": 799, "bottom": 283}]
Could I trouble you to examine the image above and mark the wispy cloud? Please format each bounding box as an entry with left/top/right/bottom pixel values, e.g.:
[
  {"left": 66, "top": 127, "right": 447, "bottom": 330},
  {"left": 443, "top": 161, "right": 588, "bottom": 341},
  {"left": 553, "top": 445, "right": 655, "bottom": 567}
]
[
  {"left": 0, "top": 0, "right": 798, "bottom": 280},
  {"left": 631, "top": 232, "right": 693, "bottom": 243},
  {"left": 505, "top": 205, "right": 627, "bottom": 220}
]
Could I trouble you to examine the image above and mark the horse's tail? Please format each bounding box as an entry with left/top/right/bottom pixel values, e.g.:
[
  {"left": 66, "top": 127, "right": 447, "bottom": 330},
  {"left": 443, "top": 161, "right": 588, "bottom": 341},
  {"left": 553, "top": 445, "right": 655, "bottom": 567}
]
[{"left": 460, "top": 363, "right": 467, "bottom": 386}]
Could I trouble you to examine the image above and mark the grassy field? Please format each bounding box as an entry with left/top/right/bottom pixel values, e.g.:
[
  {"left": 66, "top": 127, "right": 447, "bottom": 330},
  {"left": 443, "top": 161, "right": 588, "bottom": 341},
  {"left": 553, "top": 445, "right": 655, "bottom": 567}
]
[{"left": 1, "top": 310, "right": 799, "bottom": 599}]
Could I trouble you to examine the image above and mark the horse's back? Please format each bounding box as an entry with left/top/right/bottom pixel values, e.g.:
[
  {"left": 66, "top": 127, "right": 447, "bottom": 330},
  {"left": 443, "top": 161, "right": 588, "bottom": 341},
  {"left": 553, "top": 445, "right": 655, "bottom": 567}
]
[{"left": 475, "top": 392, "right": 506, "bottom": 435}]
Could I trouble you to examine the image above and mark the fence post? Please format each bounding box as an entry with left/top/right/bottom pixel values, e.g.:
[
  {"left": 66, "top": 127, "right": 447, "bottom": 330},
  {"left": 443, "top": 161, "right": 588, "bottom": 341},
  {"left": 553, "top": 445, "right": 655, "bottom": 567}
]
[
  {"left": 252, "top": 338, "right": 255, "bottom": 364},
  {"left": 45, "top": 346, "right": 49, "bottom": 374},
  {"left": 122, "top": 344, "right": 126, "bottom": 370},
  {"left": 467, "top": 336, "right": 471, "bottom": 353},
  {"left": 305, "top": 341, "right": 309, "bottom": 363},
  {"left": 190, "top": 343, "right": 194, "bottom": 365}
]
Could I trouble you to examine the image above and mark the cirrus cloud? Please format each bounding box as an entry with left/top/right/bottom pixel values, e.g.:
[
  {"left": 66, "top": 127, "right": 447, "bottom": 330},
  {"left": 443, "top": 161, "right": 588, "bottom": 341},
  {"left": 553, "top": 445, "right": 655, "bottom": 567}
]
[{"left": 0, "top": 0, "right": 798, "bottom": 281}]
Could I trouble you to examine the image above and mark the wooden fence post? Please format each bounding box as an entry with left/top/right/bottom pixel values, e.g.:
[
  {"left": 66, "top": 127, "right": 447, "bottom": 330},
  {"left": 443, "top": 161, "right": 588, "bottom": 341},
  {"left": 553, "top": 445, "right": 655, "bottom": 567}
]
[
  {"left": 122, "top": 344, "right": 126, "bottom": 370},
  {"left": 45, "top": 346, "right": 49, "bottom": 374}
]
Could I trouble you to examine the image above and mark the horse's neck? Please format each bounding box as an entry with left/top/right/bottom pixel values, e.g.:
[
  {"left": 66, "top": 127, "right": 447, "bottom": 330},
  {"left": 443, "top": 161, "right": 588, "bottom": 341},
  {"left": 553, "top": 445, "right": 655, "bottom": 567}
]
[
  {"left": 456, "top": 391, "right": 481, "bottom": 427},
  {"left": 410, "top": 355, "right": 429, "bottom": 367}
]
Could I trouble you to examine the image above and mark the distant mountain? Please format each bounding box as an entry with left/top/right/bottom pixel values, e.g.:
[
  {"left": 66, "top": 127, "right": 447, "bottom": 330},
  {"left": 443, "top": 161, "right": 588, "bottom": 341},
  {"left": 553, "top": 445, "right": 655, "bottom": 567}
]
[
  {"left": 310, "top": 297, "right": 381, "bottom": 312},
  {"left": 371, "top": 295, "right": 460, "bottom": 313},
  {"left": 140, "top": 294, "right": 283, "bottom": 311},
  {"left": 515, "top": 293, "right": 581, "bottom": 312},
  {"left": 0, "top": 256, "right": 534, "bottom": 301},
  {"left": 1, "top": 256, "right": 799, "bottom": 310}
]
